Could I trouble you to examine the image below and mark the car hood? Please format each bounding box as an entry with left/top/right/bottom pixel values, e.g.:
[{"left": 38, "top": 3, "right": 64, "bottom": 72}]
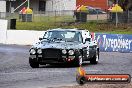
[{"left": 31, "top": 41, "right": 83, "bottom": 49}]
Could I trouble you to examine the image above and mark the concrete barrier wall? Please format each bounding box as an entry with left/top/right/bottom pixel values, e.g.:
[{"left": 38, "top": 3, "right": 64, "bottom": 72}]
[
  {"left": 0, "top": 19, "right": 45, "bottom": 45},
  {"left": 5, "top": 30, "right": 45, "bottom": 45},
  {"left": 4, "top": 31, "right": 132, "bottom": 53},
  {"left": 95, "top": 33, "right": 132, "bottom": 53},
  {"left": 0, "top": 19, "right": 7, "bottom": 44}
]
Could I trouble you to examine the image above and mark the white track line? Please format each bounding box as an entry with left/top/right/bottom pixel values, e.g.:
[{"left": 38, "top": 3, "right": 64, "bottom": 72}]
[
  {"left": 0, "top": 71, "right": 69, "bottom": 75},
  {"left": 0, "top": 70, "right": 102, "bottom": 75}
]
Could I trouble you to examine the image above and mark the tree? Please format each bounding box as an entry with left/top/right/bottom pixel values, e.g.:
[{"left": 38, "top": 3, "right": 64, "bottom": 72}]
[
  {"left": 109, "top": 0, "right": 132, "bottom": 23},
  {"left": 111, "top": 0, "right": 132, "bottom": 11}
]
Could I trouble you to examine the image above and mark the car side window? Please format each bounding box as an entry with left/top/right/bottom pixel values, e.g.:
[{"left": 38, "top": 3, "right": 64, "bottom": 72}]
[
  {"left": 43, "top": 32, "right": 52, "bottom": 39},
  {"left": 78, "top": 33, "right": 83, "bottom": 43}
]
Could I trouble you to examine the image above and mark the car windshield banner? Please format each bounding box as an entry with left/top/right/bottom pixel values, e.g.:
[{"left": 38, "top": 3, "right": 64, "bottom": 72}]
[{"left": 95, "top": 33, "right": 132, "bottom": 53}]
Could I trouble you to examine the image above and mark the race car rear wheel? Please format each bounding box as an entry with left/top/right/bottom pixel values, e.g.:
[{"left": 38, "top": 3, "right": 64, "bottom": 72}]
[
  {"left": 29, "top": 58, "right": 39, "bottom": 68},
  {"left": 90, "top": 51, "right": 99, "bottom": 64}
]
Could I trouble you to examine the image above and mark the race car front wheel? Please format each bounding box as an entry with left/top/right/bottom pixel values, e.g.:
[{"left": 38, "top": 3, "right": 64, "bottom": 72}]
[{"left": 29, "top": 58, "right": 39, "bottom": 68}]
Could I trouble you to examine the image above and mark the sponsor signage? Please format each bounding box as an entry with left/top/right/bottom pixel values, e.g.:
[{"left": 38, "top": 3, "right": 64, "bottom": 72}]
[
  {"left": 85, "top": 74, "right": 130, "bottom": 83},
  {"left": 95, "top": 33, "right": 132, "bottom": 53},
  {"left": 76, "top": 67, "right": 131, "bottom": 85}
]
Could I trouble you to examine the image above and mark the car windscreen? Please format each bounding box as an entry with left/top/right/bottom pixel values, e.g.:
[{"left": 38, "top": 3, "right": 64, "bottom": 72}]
[{"left": 43, "top": 31, "right": 82, "bottom": 43}]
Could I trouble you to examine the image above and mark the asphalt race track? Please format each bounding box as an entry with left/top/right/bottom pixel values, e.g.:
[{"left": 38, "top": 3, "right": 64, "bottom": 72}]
[{"left": 0, "top": 44, "right": 132, "bottom": 88}]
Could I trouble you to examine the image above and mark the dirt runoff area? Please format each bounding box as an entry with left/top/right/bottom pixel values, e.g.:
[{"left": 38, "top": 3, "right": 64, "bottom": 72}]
[{"left": 57, "top": 82, "right": 132, "bottom": 88}]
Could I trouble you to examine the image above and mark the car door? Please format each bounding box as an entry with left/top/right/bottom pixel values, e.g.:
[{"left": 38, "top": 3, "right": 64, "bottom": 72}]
[
  {"left": 81, "top": 31, "right": 90, "bottom": 60},
  {"left": 89, "top": 41, "right": 96, "bottom": 58},
  {"left": 82, "top": 39, "right": 90, "bottom": 60}
]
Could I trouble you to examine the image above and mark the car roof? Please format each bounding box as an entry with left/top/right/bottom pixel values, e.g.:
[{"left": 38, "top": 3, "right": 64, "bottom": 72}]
[{"left": 47, "top": 28, "right": 87, "bottom": 32}]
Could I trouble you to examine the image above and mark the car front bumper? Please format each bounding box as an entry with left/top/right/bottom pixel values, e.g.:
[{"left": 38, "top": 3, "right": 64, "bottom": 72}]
[{"left": 29, "top": 54, "right": 76, "bottom": 64}]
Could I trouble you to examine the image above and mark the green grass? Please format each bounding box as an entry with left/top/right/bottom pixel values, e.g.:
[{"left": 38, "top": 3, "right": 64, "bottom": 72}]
[
  {"left": 16, "top": 16, "right": 132, "bottom": 34},
  {"left": 16, "top": 22, "right": 57, "bottom": 30}
]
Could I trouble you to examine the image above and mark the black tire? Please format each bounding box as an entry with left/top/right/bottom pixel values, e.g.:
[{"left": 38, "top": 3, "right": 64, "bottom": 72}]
[
  {"left": 29, "top": 58, "right": 39, "bottom": 68},
  {"left": 90, "top": 51, "right": 99, "bottom": 64}
]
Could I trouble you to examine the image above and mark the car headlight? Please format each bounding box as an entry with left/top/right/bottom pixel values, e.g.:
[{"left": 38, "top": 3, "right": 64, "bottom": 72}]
[
  {"left": 62, "top": 49, "right": 67, "bottom": 54},
  {"left": 30, "top": 49, "right": 36, "bottom": 54},
  {"left": 37, "top": 49, "right": 42, "bottom": 54},
  {"left": 68, "top": 50, "right": 74, "bottom": 55}
]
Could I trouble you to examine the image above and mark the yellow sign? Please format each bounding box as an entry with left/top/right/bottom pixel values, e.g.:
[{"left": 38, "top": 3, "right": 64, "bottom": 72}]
[
  {"left": 77, "top": 5, "right": 88, "bottom": 12},
  {"left": 25, "top": 8, "right": 33, "bottom": 14},
  {"left": 109, "top": 4, "right": 123, "bottom": 12}
]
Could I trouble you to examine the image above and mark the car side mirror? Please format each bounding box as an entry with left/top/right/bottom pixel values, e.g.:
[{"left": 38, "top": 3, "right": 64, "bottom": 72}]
[{"left": 39, "top": 37, "right": 43, "bottom": 40}]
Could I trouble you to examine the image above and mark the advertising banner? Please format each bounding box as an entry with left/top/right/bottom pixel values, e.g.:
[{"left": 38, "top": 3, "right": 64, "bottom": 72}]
[{"left": 95, "top": 33, "right": 132, "bottom": 53}]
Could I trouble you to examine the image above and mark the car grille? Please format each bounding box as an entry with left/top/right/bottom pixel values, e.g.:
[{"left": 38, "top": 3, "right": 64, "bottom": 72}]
[{"left": 42, "top": 49, "right": 61, "bottom": 59}]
